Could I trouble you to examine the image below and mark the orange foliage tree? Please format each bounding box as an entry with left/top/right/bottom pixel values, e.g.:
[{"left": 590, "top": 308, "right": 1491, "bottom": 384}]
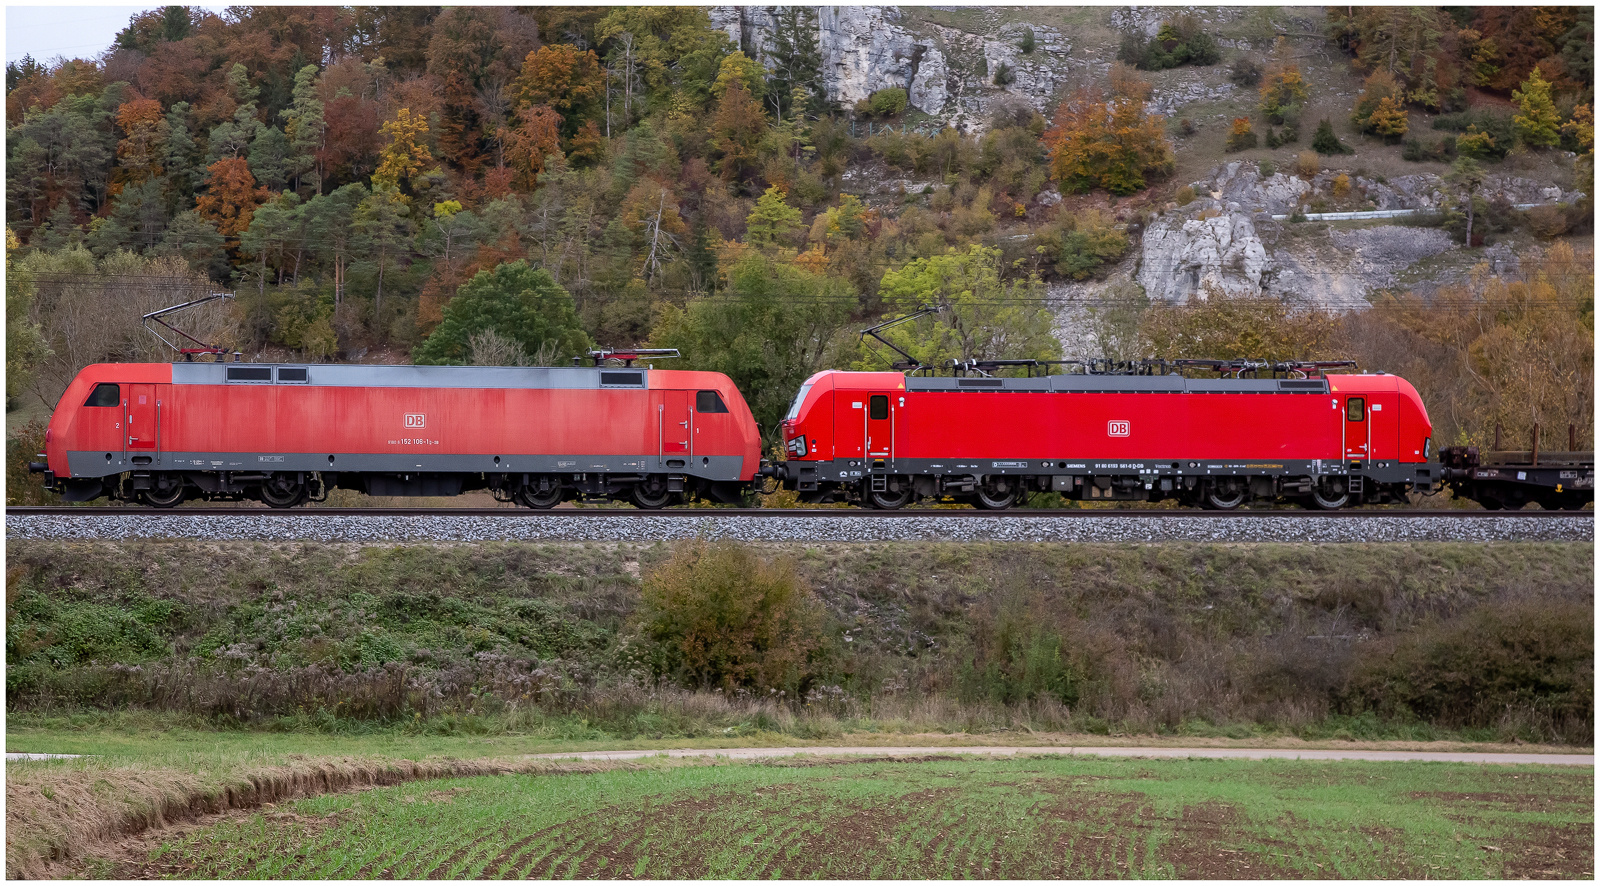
[
  {"left": 195, "top": 157, "right": 269, "bottom": 246},
  {"left": 1042, "top": 66, "right": 1173, "bottom": 195},
  {"left": 114, "top": 98, "right": 167, "bottom": 188},
  {"left": 500, "top": 105, "right": 564, "bottom": 188},
  {"left": 513, "top": 44, "right": 603, "bottom": 119}
]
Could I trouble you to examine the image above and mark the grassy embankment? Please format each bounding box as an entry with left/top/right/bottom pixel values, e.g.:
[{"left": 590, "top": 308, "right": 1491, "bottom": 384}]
[
  {"left": 8, "top": 540, "right": 1591, "bottom": 743},
  {"left": 78, "top": 756, "right": 1598, "bottom": 879}
]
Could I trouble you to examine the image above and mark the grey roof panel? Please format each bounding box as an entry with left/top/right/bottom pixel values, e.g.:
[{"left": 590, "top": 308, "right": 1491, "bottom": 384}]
[{"left": 171, "top": 363, "right": 648, "bottom": 389}]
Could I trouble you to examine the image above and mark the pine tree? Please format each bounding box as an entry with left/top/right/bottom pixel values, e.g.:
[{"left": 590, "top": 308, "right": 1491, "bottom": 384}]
[
  {"left": 249, "top": 125, "right": 291, "bottom": 193},
  {"left": 280, "top": 64, "right": 325, "bottom": 195},
  {"left": 1311, "top": 119, "right": 1353, "bottom": 155},
  {"left": 353, "top": 185, "right": 415, "bottom": 332},
  {"left": 1512, "top": 67, "right": 1561, "bottom": 148},
  {"left": 767, "top": 6, "right": 824, "bottom": 118}
]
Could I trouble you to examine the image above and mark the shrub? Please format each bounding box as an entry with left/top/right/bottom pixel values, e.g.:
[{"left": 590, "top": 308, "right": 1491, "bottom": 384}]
[
  {"left": 866, "top": 87, "right": 908, "bottom": 117},
  {"left": 1455, "top": 125, "right": 1498, "bottom": 160},
  {"left": 1228, "top": 56, "right": 1262, "bottom": 87},
  {"left": 1119, "top": 16, "right": 1221, "bottom": 71},
  {"left": 1342, "top": 598, "right": 1593, "bottom": 741},
  {"left": 1433, "top": 110, "right": 1514, "bottom": 160},
  {"left": 637, "top": 540, "right": 825, "bottom": 692},
  {"left": 1331, "top": 173, "right": 1352, "bottom": 198},
  {"left": 1018, "top": 27, "right": 1035, "bottom": 54},
  {"left": 1295, "top": 150, "right": 1320, "bottom": 178},
  {"left": 1177, "top": 117, "right": 1195, "bottom": 136},
  {"left": 1257, "top": 159, "right": 1276, "bottom": 177},
  {"left": 1175, "top": 185, "right": 1196, "bottom": 205},
  {"left": 1225, "top": 117, "right": 1257, "bottom": 152},
  {"left": 1524, "top": 203, "right": 1572, "bottom": 238},
  {"left": 993, "top": 62, "right": 1016, "bottom": 86},
  {"left": 1311, "top": 119, "right": 1352, "bottom": 155},
  {"left": 1052, "top": 209, "right": 1129, "bottom": 280}
]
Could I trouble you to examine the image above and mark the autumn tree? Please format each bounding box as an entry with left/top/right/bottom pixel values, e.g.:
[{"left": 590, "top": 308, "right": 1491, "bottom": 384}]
[
  {"left": 745, "top": 184, "right": 802, "bottom": 248},
  {"left": 499, "top": 105, "right": 563, "bottom": 189},
  {"left": 513, "top": 44, "right": 604, "bottom": 120},
  {"left": 1512, "top": 67, "right": 1561, "bottom": 147},
  {"left": 1258, "top": 62, "right": 1309, "bottom": 124},
  {"left": 352, "top": 185, "right": 414, "bottom": 333},
  {"left": 620, "top": 177, "right": 687, "bottom": 284},
  {"left": 1140, "top": 290, "right": 1337, "bottom": 363},
  {"left": 372, "top": 108, "right": 434, "bottom": 193},
  {"left": 194, "top": 157, "right": 268, "bottom": 247},
  {"left": 711, "top": 82, "right": 766, "bottom": 182},
  {"left": 1043, "top": 67, "right": 1174, "bottom": 195},
  {"left": 1352, "top": 69, "right": 1402, "bottom": 135},
  {"left": 114, "top": 98, "right": 167, "bottom": 188},
  {"left": 1225, "top": 117, "right": 1257, "bottom": 152}
]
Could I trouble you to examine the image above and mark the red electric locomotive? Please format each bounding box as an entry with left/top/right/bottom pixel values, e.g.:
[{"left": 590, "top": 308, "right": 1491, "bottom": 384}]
[
  {"left": 33, "top": 361, "right": 761, "bottom": 508},
  {"left": 776, "top": 365, "right": 1438, "bottom": 509}
]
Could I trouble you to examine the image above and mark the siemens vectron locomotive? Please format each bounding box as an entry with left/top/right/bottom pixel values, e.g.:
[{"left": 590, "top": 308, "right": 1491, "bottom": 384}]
[
  {"left": 775, "top": 366, "right": 1439, "bottom": 510},
  {"left": 32, "top": 361, "right": 760, "bottom": 508}
]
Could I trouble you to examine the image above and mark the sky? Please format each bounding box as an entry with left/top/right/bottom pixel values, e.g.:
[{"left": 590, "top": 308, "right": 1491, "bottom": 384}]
[{"left": 5, "top": 5, "right": 226, "bottom": 65}]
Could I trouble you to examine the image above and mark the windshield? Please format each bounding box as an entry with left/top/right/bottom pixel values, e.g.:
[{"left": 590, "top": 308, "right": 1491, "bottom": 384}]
[{"left": 784, "top": 384, "right": 813, "bottom": 422}]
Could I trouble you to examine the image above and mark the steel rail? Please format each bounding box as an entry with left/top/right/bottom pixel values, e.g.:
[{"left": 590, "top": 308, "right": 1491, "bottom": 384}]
[{"left": 5, "top": 506, "right": 1589, "bottom": 518}]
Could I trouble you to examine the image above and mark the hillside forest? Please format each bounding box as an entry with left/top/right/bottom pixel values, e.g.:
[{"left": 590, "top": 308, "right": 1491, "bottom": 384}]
[{"left": 4, "top": 6, "right": 1594, "bottom": 466}]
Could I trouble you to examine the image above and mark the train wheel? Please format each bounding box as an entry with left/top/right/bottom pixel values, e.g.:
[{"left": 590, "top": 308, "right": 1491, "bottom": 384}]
[
  {"left": 518, "top": 480, "right": 563, "bottom": 509},
  {"left": 974, "top": 478, "right": 1017, "bottom": 510},
  {"left": 1310, "top": 487, "right": 1349, "bottom": 510},
  {"left": 140, "top": 476, "right": 186, "bottom": 508},
  {"left": 259, "top": 473, "right": 307, "bottom": 508},
  {"left": 630, "top": 477, "right": 674, "bottom": 510},
  {"left": 867, "top": 478, "right": 913, "bottom": 510},
  {"left": 1202, "top": 483, "right": 1246, "bottom": 510}
]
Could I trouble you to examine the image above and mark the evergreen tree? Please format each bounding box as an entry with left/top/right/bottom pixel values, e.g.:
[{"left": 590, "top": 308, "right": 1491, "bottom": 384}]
[
  {"left": 280, "top": 64, "right": 325, "bottom": 195},
  {"left": 352, "top": 185, "right": 415, "bottom": 330},
  {"left": 767, "top": 6, "right": 824, "bottom": 118},
  {"left": 1512, "top": 67, "right": 1561, "bottom": 148},
  {"left": 162, "top": 102, "right": 203, "bottom": 205},
  {"left": 87, "top": 178, "right": 168, "bottom": 255},
  {"left": 305, "top": 183, "right": 367, "bottom": 306},
  {"left": 29, "top": 199, "right": 85, "bottom": 252},
  {"left": 249, "top": 125, "right": 291, "bottom": 193},
  {"left": 1311, "top": 119, "right": 1353, "bottom": 155},
  {"left": 745, "top": 184, "right": 803, "bottom": 247},
  {"left": 156, "top": 210, "right": 227, "bottom": 280}
]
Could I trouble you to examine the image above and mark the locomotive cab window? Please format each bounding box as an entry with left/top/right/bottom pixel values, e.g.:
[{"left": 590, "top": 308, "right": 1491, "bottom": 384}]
[
  {"left": 696, "top": 390, "right": 728, "bottom": 413},
  {"left": 84, "top": 383, "right": 120, "bottom": 407},
  {"left": 869, "top": 395, "right": 889, "bottom": 420},
  {"left": 1346, "top": 397, "right": 1365, "bottom": 421},
  {"left": 227, "top": 366, "right": 272, "bottom": 382},
  {"left": 277, "top": 367, "right": 308, "bottom": 383}
]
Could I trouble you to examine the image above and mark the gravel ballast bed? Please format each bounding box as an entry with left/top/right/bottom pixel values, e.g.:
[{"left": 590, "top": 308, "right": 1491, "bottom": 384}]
[{"left": 6, "top": 514, "right": 1592, "bottom": 543}]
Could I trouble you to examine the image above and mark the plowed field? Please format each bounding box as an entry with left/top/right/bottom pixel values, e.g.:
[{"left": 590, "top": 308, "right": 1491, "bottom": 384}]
[{"left": 110, "top": 756, "right": 1592, "bottom": 879}]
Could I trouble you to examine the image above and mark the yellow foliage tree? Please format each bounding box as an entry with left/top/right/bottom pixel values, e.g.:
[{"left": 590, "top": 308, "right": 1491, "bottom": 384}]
[{"left": 373, "top": 108, "right": 434, "bottom": 192}]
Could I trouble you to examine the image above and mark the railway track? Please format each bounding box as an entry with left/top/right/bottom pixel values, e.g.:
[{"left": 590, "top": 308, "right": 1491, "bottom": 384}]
[{"left": 6, "top": 506, "right": 1587, "bottom": 518}]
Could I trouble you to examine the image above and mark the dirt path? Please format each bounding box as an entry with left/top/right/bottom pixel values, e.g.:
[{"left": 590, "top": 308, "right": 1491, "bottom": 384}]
[{"left": 522, "top": 746, "right": 1595, "bottom": 766}]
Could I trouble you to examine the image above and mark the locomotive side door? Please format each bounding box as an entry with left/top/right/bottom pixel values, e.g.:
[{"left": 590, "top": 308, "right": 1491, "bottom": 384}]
[
  {"left": 866, "top": 393, "right": 894, "bottom": 462},
  {"left": 655, "top": 390, "right": 692, "bottom": 465},
  {"left": 125, "top": 383, "right": 160, "bottom": 458},
  {"left": 1342, "top": 395, "right": 1369, "bottom": 461},
  {"left": 836, "top": 393, "right": 865, "bottom": 460}
]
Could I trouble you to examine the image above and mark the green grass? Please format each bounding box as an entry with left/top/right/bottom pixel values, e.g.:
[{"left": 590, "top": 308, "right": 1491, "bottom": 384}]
[{"left": 111, "top": 757, "right": 1593, "bottom": 879}]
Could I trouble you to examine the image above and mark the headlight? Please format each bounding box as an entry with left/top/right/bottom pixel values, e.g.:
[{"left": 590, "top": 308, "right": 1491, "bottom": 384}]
[
  {"left": 1423, "top": 437, "right": 1430, "bottom": 459},
  {"left": 787, "top": 436, "right": 808, "bottom": 457}
]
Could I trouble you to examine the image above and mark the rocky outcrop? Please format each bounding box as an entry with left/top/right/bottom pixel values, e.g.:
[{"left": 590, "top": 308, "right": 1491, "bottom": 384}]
[{"left": 1138, "top": 210, "right": 1268, "bottom": 303}]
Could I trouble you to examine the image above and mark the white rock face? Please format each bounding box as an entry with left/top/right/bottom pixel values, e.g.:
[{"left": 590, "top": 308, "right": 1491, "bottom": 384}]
[{"left": 1138, "top": 211, "right": 1268, "bottom": 303}]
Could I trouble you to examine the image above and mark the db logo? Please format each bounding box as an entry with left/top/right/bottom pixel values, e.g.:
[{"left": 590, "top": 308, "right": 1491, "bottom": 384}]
[
  {"left": 404, "top": 413, "right": 426, "bottom": 429},
  {"left": 1107, "top": 420, "right": 1130, "bottom": 437}
]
